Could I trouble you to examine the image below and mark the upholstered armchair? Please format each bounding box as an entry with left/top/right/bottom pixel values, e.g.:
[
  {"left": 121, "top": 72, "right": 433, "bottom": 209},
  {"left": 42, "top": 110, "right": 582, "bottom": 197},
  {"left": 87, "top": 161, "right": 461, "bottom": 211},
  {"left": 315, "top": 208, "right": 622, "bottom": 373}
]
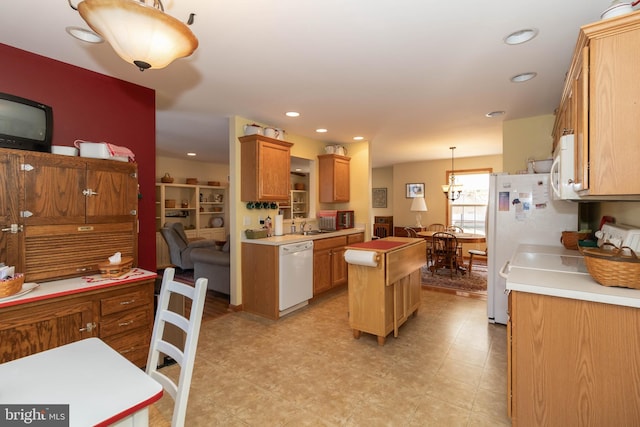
[
  {"left": 190, "top": 237, "right": 230, "bottom": 295},
  {"left": 160, "top": 222, "right": 218, "bottom": 270}
]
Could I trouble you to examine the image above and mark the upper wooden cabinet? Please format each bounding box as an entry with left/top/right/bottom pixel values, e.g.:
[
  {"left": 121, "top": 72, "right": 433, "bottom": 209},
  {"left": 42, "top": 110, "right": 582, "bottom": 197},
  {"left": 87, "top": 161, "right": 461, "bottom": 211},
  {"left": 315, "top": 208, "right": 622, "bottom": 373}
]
[
  {"left": 318, "top": 154, "right": 350, "bottom": 203},
  {"left": 554, "top": 11, "right": 640, "bottom": 196},
  {"left": 0, "top": 148, "right": 138, "bottom": 282},
  {"left": 22, "top": 154, "right": 138, "bottom": 226},
  {"left": 239, "top": 135, "right": 293, "bottom": 202}
]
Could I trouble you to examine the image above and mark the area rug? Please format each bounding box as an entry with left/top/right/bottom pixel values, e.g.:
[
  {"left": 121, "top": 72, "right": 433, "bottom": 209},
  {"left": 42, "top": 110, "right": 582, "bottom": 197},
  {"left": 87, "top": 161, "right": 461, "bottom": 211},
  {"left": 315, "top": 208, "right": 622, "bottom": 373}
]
[{"left": 421, "top": 263, "right": 487, "bottom": 298}]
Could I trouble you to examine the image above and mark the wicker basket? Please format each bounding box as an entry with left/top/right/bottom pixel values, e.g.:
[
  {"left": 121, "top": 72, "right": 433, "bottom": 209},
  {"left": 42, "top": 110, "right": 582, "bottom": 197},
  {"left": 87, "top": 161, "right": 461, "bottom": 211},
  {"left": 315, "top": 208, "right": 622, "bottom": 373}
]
[
  {"left": 582, "top": 244, "right": 640, "bottom": 289},
  {"left": 165, "top": 199, "right": 176, "bottom": 208},
  {"left": 561, "top": 231, "right": 591, "bottom": 250},
  {"left": 98, "top": 257, "right": 133, "bottom": 278},
  {"left": 0, "top": 273, "right": 25, "bottom": 298},
  {"left": 186, "top": 178, "right": 198, "bottom": 185}
]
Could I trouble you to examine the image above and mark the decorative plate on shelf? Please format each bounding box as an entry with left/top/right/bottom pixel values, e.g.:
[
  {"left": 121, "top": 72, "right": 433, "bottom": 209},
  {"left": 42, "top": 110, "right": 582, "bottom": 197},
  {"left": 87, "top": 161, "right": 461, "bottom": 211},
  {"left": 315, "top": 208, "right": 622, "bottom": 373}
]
[{"left": 210, "top": 217, "right": 224, "bottom": 228}]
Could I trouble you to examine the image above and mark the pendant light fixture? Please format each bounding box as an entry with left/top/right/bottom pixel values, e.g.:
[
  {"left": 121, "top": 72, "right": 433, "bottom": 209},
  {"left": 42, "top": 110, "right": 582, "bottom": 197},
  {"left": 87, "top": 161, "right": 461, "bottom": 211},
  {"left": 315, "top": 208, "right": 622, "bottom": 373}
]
[
  {"left": 442, "top": 146, "right": 463, "bottom": 201},
  {"left": 72, "top": 0, "right": 198, "bottom": 71}
]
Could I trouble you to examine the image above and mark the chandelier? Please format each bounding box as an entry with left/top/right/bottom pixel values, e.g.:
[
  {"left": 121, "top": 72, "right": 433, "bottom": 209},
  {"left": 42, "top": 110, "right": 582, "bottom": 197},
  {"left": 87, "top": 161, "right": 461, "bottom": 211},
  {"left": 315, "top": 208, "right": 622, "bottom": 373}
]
[
  {"left": 442, "top": 146, "right": 463, "bottom": 201},
  {"left": 72, "top": 0, "right": 198, "bottom": 71}
]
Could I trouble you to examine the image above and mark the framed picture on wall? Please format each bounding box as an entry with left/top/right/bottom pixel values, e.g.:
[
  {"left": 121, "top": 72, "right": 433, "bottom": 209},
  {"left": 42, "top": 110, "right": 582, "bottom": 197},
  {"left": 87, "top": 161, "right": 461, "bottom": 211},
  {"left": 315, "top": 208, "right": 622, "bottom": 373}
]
[
  {"left": 372, "top": 188, "right": 387, "bottom": 208},
  {"left": 406, "top": 183, "right": 424, "bottom": 198}
]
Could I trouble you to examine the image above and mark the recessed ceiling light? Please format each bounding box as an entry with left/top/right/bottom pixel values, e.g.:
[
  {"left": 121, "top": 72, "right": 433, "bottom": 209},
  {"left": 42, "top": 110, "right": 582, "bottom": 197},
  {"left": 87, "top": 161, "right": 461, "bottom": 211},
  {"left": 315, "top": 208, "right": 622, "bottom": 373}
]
[
  {"left": 65, "top": 26, "right": 103, "bottom": 43},
  {"left": 187, "top": 152, "right": 196, "bottom": 157},
  {"left": 353, "top": 136, "right": 364, "bottom": 141},
  {"left": 485, "top": 111, "right": 505, "bottom": 118},
  {"left": 504, "top": 28, "right": 538, "bottom": 45},
  {"left": 316, "top": 128, "right": 328, "bottom": 133},
  {"left": 510, "top": 72, "right": 537, "bottom": 83},
  {"left": 285, "top": 112, "right": 300, "bottom": 117}
]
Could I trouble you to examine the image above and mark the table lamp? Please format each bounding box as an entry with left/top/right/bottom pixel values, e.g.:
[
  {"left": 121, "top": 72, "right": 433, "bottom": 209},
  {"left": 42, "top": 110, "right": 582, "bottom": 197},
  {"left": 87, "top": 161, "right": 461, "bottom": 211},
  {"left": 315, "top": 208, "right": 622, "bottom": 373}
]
[{"left": 410, "top": 196, "right": 428, "bottom": 228}]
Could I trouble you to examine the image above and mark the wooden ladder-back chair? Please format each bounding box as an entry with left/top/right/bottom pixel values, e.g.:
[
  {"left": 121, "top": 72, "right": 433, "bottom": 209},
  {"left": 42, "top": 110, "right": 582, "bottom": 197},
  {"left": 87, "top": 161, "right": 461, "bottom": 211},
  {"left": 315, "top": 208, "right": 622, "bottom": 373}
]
[
  {"left": 430, "top": 232, "right": 464, "bottom": 277},
  {"left": 146, "top": 268, "right": 208, "bottom": 427},
  {"left": 468, "top": 248, "right": 488, "bottom": 275},
  {"left": 425, "top": 224, "right": 446, "bottom": 265},
  {"left": 404, "top": 227, "right": 419, "bottom": 238}
]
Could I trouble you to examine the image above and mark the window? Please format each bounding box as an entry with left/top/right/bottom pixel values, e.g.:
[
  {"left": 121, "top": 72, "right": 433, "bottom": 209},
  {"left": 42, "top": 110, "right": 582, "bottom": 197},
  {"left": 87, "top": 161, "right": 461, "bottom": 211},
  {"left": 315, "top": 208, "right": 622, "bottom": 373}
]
[{"left": 446, "top": 170, "right": 490, "bottom": 235}]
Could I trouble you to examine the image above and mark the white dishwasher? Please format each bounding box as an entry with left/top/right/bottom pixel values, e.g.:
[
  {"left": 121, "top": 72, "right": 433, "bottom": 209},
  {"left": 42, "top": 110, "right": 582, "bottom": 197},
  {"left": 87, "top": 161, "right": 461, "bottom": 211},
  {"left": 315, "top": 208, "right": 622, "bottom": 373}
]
[{"left": 279, "top": 240, "right": 314, "bottom": 314}]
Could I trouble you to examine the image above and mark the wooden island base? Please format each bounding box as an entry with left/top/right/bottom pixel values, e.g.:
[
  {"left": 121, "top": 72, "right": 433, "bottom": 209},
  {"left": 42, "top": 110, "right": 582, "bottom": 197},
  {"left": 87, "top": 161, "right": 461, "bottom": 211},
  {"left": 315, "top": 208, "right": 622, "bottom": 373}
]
[{"left": 346, "top": 237, "right": 426, "bottom": 346}]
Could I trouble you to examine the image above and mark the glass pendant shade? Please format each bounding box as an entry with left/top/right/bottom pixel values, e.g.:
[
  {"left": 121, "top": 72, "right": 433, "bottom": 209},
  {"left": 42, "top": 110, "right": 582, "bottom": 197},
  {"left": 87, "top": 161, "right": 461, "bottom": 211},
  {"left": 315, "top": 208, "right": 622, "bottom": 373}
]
[
  {"left": 78, "top": 0, "right": 198, "bottom": 70},
  {"left": 442, "top": 146, "right": 462, "bottom": 201}
]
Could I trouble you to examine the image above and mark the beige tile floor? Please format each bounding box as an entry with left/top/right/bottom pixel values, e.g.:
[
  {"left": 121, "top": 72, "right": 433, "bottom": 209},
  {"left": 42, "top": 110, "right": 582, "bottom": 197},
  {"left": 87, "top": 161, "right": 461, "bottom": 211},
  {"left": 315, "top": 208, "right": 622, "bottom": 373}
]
[{"left": 152, "top": 288, "right": 511, "bottom": 426}]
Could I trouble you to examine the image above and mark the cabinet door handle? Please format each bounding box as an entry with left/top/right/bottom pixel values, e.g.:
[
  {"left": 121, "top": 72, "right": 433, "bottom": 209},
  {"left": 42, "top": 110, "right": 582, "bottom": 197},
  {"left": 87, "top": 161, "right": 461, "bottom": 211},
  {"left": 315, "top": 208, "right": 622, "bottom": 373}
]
[
  {"left": 82, "top": 189, "right": 98, "bottom": 197},
  {"left": 1, "top": 224, "right": 23, "bottom": 233},
  {"left": 79, "top": 322, "right": 97, "bottom": 332},
  {"left": 118, "top": 320, "right": 134, "bottom": 327}
]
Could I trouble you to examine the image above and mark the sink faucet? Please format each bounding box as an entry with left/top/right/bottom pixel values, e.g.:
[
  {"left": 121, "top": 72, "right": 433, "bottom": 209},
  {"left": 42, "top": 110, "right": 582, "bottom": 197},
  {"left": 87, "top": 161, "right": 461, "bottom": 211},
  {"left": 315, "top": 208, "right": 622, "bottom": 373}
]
[{"left": 301, "top": 221, "right": 307, "bottom": 232}]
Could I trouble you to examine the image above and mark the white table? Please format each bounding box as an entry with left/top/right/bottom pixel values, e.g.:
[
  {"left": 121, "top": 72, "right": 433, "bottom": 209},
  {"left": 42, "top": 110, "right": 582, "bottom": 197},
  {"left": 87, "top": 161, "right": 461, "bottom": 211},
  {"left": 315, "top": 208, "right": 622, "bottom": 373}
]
[{"left": 0, "top": 338, "right": 163, "bottom": 427}]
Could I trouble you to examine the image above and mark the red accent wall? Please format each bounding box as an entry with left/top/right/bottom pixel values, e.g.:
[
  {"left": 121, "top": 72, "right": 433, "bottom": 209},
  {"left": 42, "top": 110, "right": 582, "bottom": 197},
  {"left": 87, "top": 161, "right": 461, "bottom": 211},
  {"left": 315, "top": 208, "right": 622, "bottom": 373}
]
[{"left": 0, "top": 43, "right": 157, "bottom": 271}]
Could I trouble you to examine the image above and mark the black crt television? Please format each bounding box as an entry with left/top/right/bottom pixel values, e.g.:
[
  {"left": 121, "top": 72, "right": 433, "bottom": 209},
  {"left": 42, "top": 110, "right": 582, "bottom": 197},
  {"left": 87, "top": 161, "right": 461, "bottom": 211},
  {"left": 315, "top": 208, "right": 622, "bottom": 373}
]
[{"left": 0, "top": 92, "right": 53, "bottom": 152}]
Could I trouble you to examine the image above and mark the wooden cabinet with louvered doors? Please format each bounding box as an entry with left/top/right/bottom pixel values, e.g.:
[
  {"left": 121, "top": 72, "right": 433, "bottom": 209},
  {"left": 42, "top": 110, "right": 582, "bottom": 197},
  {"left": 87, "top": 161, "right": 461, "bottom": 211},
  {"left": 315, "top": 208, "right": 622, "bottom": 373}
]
[
  {"left": 0, "top": 148, "right": 139, "bottom": 282},
  {"left": 318, "top": 154, "right": 350, "bottom": 203},
  {"left": 239, "top": 134, "right": 293, "bottom": 202}
]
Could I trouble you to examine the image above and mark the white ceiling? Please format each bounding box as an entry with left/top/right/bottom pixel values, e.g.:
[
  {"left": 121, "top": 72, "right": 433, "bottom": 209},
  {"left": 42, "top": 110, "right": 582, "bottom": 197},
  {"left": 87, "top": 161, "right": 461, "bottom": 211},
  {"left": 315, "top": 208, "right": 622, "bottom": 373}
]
[{"left": 0, "top": 0, "right": 622, "bottom": 167}]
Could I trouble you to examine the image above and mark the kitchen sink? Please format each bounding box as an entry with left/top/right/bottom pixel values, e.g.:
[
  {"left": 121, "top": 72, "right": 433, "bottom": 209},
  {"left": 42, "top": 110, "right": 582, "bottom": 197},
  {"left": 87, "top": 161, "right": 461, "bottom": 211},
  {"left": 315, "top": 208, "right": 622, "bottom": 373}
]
[{"left": 301, "top": 230, "right": 330, "bottom": 236}]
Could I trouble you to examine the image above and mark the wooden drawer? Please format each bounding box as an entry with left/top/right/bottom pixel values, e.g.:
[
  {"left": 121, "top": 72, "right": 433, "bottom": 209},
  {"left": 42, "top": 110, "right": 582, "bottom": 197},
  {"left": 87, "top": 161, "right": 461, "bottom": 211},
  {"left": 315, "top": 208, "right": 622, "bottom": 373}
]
[
  {"left": 100, "top": 307, "right": 152, "bottom": 338},
  {"left": 102, "top": 328, "right": 151, "bottom": 368},
  {"left": 347, "top": 233, "right": 364, "bottom": 244},
  {"left": 101, "top": 289, "right": 150, "bottom": 316},
  {"left": 313, "top": 236, "right": 347, "bottom": 251}
]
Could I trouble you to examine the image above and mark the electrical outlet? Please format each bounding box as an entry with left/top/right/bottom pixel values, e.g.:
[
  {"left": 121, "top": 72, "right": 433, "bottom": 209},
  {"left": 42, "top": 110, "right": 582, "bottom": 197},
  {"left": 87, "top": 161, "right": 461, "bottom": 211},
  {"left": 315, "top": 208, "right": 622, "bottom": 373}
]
[{"left": 243, "top": 216, "right": 251, "bottom": 226}]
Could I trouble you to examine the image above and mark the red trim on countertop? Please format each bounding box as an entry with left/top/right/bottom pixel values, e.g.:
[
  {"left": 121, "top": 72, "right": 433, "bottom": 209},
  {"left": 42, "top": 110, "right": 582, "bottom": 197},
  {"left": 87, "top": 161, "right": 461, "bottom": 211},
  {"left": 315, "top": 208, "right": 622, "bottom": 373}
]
[
  {"left": 347, "top": 240, "right": 406, "bottom": 250},
  {"left": 94, "top": 390, "right": 164, "bottom": 427},
  {"left": 0, "top": 269, "right": 157, "bottom": 309}
]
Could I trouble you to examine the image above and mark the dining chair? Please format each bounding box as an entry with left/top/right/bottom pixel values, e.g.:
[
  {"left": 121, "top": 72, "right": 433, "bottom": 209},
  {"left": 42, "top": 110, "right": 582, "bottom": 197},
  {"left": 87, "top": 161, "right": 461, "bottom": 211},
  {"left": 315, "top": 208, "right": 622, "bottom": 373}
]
[
  {"left": 468, "top": 247, "right": 488, "bottom": 275},
  {"left": 424, "top": 224, "right": 445, "bottom": 265},
  {"left": 426, "top": 223, "right": 446, "bottom": 231},
  {"left": 404, "top": 227, "right": 419, "bottom": 237},
  {"left": 447, "top": 225, "right": 464, "bottom": 233},
  {"left": 430, "top": 232, "right": 463, "bottom": 277},
  {"left": 146, "top": 268, "right": 208, "bottom": 427}
]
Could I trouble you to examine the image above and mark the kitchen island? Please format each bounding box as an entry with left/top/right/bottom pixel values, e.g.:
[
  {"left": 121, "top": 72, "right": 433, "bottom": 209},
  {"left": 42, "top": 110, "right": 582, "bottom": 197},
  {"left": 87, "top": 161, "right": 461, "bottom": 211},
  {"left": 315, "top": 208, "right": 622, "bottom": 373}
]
[
  {"left": 506, "top": 245, "right": 640, "bottom": 425},
  {"left": 345, "top": 237, "right": 426, "bottom": 345}
]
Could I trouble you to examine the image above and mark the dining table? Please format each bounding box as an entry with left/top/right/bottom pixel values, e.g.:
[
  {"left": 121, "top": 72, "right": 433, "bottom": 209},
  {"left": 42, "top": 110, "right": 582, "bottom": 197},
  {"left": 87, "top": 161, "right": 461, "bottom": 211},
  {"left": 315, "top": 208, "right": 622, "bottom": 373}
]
[
  {"left": 417, "top": 230, "right": 486, "bottom": 274},
  {"left": 0, "top": 337, "right": 163, "bottom": 427},
  {"left": 416, "top": 230, "right": 487, "bottom": 244}
]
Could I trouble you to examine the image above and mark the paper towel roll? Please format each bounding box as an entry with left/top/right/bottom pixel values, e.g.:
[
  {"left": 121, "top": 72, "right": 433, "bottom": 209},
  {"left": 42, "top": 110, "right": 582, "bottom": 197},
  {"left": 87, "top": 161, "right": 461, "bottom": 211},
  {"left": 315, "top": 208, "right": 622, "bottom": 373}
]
[
  {"left": 344, "top": 249, "right": 378, "bottom": 267},
  {"left": 274, "top": 215, "right": 284, "bottom": 236}
]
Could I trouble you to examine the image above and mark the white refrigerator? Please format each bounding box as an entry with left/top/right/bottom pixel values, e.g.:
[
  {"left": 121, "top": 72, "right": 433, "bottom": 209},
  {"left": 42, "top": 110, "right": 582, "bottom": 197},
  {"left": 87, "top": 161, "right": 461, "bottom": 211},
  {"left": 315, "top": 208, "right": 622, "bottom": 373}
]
[{"left": 487, "top": 173, "right": 579, "bottom": 324}]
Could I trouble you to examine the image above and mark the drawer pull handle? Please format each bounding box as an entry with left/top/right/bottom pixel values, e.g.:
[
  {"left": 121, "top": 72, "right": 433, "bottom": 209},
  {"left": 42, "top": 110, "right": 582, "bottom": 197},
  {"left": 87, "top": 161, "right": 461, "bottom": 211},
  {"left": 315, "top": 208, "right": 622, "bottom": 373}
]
[
  {"left": 120, "top": 347, "right": 135, "bottom": 355},
  {"left": 79, "top": 322, "right": 97, "bottom": 332},
  {"left": 120, "top": 299, "right": 136, "bottom": 305},
  {"left": 118, "top": 320, "right": 134, "bottom": 327}
]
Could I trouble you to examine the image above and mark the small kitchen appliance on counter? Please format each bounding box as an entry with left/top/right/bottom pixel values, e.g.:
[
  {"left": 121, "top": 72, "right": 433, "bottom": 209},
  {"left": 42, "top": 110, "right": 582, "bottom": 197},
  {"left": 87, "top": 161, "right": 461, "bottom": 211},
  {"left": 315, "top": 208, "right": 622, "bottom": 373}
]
[
  {"left": 318, "top": 210, "right": 355, "bottom": 231},
  {"left": 595, "top": 223, "right": 640, "bottom": 252}
]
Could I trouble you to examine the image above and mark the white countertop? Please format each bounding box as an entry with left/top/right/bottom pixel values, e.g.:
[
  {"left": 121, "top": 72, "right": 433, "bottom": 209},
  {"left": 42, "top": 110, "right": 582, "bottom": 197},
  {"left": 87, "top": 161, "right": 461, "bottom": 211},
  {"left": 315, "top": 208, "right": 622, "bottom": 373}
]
[
  {"left": 241, "top": 228, "right": 365, "bottom": 246},
  {"left": 0, "top": 268, "right": 157, "bottom": 309},
  {"left": 506, "top": 244, "right": 640, "bottom": 308}
]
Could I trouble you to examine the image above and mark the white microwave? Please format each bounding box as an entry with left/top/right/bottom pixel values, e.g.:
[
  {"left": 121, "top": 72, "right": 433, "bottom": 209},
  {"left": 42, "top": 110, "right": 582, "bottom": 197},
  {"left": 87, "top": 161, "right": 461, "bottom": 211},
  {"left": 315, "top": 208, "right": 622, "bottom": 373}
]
[{"left": 550, "top": 134, "right": 580, "bottom": 200}]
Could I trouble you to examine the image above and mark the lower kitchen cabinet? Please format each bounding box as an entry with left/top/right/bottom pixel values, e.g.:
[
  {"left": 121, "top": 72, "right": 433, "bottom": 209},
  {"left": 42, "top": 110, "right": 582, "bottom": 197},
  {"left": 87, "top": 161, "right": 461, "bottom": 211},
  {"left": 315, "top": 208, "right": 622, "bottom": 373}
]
[
  {"left": 241, "top": 243, "right": 279, "bottom": 320},
  {"left": 509, "top": 291, "right": 640, "bottom": 426},
  {"left": 0, "top": 278, "right": 154, "bottom": 368},
  {"left": 313, "top": 232, "right": 364, "bottom": 296}
]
